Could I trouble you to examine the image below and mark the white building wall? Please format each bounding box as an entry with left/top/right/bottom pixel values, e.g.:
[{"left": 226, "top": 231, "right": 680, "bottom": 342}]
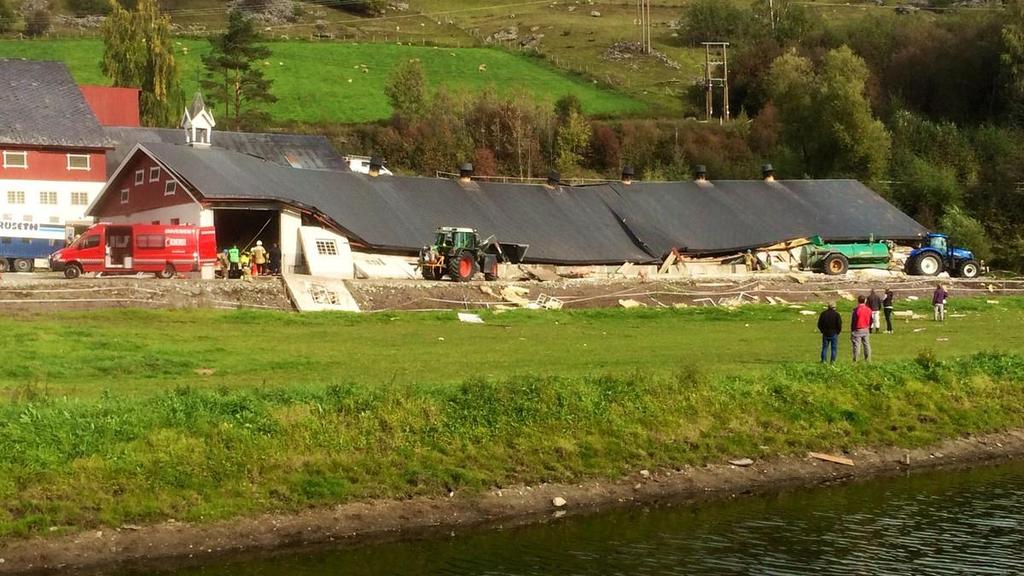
[
  {"left": 100, "top": 203, "right": 206, "bottom": 227},
  {"left": 280, "top": 209, "right": 303, "bottom": 274},
  {"left": 0, "top": 179, "right": 104, "bottom": 226}
]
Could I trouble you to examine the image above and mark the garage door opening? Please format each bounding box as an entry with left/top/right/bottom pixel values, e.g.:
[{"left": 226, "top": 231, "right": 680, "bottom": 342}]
[{"left": 213, "top": 209, "right": 280, "bottom": 251}]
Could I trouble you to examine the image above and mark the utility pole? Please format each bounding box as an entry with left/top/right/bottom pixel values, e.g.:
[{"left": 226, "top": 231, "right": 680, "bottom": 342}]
[
  {"left": 702, "top": 42, "right": 730, "bottom": 123},
  {"left": 769, "top": 0, "right": 775, "bottom": 31},
  {"left": 636, "top": 0, "right": 652, "bottom": 54}
]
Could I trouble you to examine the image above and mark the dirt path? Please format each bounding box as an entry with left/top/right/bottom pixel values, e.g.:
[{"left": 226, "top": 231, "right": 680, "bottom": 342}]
[{"left": 2, "top": 431, "right": 1022, "bottom": 575}]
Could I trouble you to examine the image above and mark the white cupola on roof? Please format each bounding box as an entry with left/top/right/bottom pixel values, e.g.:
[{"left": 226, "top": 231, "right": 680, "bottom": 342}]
[{"left": 181, "top": 91, "right": 215, "bottom": 148}]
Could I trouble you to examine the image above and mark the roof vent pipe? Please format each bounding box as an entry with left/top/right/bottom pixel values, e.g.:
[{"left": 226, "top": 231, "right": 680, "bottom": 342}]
[
  {"left": 458, "top": 163, "right": 474, "bottom": 182},
  {"left": 621, "top": 165, "right": 635, "bottom": 185},
  {"left": 368, "top": 156, "right": 385, "bottom": 177},
  {"left": 546, "top": 170, "right": 560, "bottom": 186},
  {"left": 762, "top": 163, "right": 775, "bottom": 182},
  {"left": 693, "top": 164, "right": 708, "bottom": 182}
]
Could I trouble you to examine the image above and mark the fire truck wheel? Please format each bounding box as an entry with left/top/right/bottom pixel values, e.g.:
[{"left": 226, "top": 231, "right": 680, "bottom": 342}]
[
  {"left": 0, "top": 259, "right": 7, "bottom": 273},
  {"left": 158, "top": 264, "right": 176, "bottom": 279},
  {"left": 64, "top": 264, "right": 82, "bottom": 279},
  {"left": 12, "top": 259, "right": 32, "bottom": 273}
]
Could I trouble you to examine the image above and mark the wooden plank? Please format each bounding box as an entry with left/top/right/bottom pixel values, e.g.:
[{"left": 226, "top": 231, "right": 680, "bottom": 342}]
[{"left": 808, "top": 452, "right": 854, "bottom": 466}]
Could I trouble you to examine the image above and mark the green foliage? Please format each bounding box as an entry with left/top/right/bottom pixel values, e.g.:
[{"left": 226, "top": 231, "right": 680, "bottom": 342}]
[
  {"left": 384, "top": 58, "right": 428, "bottom": 120},
  {"left": 200, "top": 9, "right": 276, "bottom": 131},
  {"left": 65, "top": 0, "right": 111, "bottom": 16},
  {"left": 940, "top": 206, "right": 992, "bottom": 262},
  {"left": 1002, "top": 0, "right": 1024, "bottom": 123},
  {"left": 100, "top": 0, "right": 181, "bottom": 127},
  {"left": 767, "top": 46, "right": 890, "bottom": 182},
  {"left": 555, "top": 109, "right": 592, "bottom": 174},
  {"left": 2, "top": 350, "right": 1024, "bottom": 537},
  {"left": 897, "top": 155, "right": 962, "bottom": 228},
  {"left": 0, "top": 0, "right": 13, "bottom": 33},
  {"left": 678, "top": 0, "right": 749, "bottom": 45},
  {"left": 24, "top": 6, "right": 51, "bottom": 37}
]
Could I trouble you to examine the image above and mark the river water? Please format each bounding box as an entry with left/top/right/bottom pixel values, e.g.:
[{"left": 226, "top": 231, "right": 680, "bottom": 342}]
[{"left": 124, "top": 461, "right": 1024, "bottom": 576}]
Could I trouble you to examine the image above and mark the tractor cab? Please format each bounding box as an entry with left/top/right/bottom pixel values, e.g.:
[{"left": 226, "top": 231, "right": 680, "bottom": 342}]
[
  {"left": 436, "top": 227, "right": 478, "bottom": 251},
  {"left": 926, "top": 233, "right": 948, "bottom": 254}
]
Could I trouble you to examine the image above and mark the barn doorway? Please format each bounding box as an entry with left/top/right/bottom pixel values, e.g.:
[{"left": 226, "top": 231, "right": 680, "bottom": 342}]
[{"left": 213, "top": 208, "right": 280, "bottom": 251}]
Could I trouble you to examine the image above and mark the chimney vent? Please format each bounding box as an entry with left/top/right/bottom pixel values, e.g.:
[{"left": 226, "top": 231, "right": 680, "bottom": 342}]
[
  {"left": 693, "top": 164, "right": 708, "bottom": 182},
  {"left": 621, "top": 165, "right": 635, "bottom": 185},
  {"left": 459, "top": 163, "right": 474, "bottom": 180},
  {"left": 546, "top": 170, "right": 561, "bottom": 186},
  {"left": 762, "top": 163, "right": 775, "bottom": 181},
  {"left": 368, "top": 156, "right": 384, "bottom": 177}
]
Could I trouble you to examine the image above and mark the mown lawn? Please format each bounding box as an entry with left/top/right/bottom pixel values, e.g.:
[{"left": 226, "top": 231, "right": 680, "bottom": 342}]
[
  {"left": 0, "top": 38, "right": 648, "bottom": 123},
  {"left": 1, "top": 298, "right": 1023, "bottom": 538}
]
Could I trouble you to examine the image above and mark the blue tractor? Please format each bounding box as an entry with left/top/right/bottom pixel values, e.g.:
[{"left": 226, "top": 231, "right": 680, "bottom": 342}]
[{"left": 905, "top": 233, "right": 982, "bottom": 278}]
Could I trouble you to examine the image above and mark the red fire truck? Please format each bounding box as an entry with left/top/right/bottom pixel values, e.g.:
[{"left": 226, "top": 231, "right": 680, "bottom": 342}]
[{"left": 49, "top": 223, "right": 217, "bottom": 279}]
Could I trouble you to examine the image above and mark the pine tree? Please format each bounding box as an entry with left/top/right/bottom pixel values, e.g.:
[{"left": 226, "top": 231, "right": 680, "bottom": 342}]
[
  {"left": 200, "top": 9, "right": 277, "bottom": 131},
  {"left": 101, "top": 0, "right": 181, "bottom": 127}
]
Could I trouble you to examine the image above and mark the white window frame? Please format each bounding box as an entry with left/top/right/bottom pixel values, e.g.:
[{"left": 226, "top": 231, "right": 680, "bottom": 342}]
[
  {"left": 134, "top": 170, "right": 145, "bottom": 185},
  {"left": 2, "top": 151, "right": 27, "bottom": 169},
  {"left": 71, "top": 192, "right": 89, "bottom": 206},
  {"left": 66, "top": 154, "right": 90, "bottom": 171},
  {"left": 164, "top": 180, "right": 177, "bottom": 196},
  {"left": 315, "top": 239, "right": 339, "bottom": 256},
  {"left": 150, "top": 166, "right": 161, "bottom": 182},
  {"left": 120, "top": 189, "right": 129, "bottom": 204},
  {"left": 39, "top": 191, "right": 57, "bottom": 205},
  {"left": 7, "top": 190, "right": 25, "bottom": 204}
]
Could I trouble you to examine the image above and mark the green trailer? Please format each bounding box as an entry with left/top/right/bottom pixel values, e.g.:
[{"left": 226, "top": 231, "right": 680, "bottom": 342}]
[{"left": 799, "top": 236, "right": 891, "bottom": 275}]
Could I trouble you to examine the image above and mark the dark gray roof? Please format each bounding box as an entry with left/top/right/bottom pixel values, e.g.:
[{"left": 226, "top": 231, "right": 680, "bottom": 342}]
[
  {"left": 101, "top": 143, "right": 929, "bottom": 265},
  {"left": 103, "top": 127, "right": 348, "bottom": 174},
  {"left": 186, "top": 91, "right": 206, "bottom": 119},
  {"left": 0, "top": 59, "right": 109, "bottom": 148}
]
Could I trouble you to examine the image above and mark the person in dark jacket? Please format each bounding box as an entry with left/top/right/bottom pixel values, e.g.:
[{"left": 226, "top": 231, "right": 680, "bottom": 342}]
[
  {"left": 867, "top": 289, "right": 882, "bottom": 333},
  {"left": 268, "top": 243, "right": 282, "bottom": 275},
  {"left": 817, "top": 302, "right": 842, "bottom": 364},
  {"left": 883, "top": 288, "right": 895, "bottom": 333}
]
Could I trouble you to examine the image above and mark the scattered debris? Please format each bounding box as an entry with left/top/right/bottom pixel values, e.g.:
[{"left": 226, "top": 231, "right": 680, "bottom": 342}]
[
  {"left": 639, "top": 469, "right": 651, "bottom": 478},
  {"left": 808, "top": 452, "right": 854, "bottom": 466},
  {"left": 457, "top": 312, "right": 484, "bottom": 324},
  {"left": 837, "top": 290, "right": 856, "bottom": 301},
  {"left": 799, "top": 310, "right": 815, "bottom": 316},
  {"left": 936, "top": 337, "right": 949, "bottom": 342},
  {"left": 500, "top": 286, "right": 532, "bottom": 307},
  {"left": 618, "top": 299, "right": 646, "bottom": 308},
  {"left": 987, "top": 300, "right": 1000, "bottom": 304},
  {"left": 535, "top": 294, "right": 564, "bottom": 310},
  {"left": 913, "top": 328, "right": 926, "bottom": 333},
  {"left": 906, "top": 295, "right": 920, "bottom": 301},
  {"left": 552, "top": 496, "right": 567, "bottom": 508},
  {"left": 193, "top": 368, "right": 215, "bottom": 376},
  {"left": 519, "top": 265, "right": 560, "bottom": 282},
  {"left": 728, "top": 458, "right": 754, "bottom": 467},
  {"left": 590, "top": 10, "right": 601, "bottom": 16}
]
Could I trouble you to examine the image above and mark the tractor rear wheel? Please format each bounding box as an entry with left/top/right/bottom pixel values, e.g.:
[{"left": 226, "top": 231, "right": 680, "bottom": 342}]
[
  {"left": 915, "top": 253, "right": 943, "bottom": 276},
  {"left": 957, "top": 259, "right": 980, "bottom": 279},
  {"left": 823, "top": 253, "right": 849, "bottom": 275},
  {"left": 448, "top": 251, "right": 477, "bottom": 282}
]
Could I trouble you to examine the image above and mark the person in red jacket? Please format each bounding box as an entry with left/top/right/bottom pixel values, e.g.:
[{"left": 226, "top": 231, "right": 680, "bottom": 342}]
[{"left": 850, "top": 295, "right": 872, "bottom": 362}]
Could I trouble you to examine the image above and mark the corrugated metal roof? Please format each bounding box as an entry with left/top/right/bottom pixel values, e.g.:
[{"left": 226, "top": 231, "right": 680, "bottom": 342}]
[
  {"left": 99, "top": 143, "right": 929, "bottom": 265},
  {"left": 103, "top": 127, "right": 348, "bottom": 174},
  {"left": 0, "top": 60, "right": 110, "bottom": 148}
]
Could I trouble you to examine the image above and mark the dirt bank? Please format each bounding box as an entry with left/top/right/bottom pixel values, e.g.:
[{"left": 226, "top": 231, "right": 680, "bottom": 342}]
[{"left": 2, "top": 431, "right": 1022, "bottom": 575}]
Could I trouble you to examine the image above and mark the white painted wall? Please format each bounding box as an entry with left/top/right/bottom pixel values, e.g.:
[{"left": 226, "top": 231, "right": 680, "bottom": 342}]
[
  {"left": 100, "top": 203, "right": 205, "bottom": 226},
  {"left": 0, "top": 179, "right": 103, "bottom": 226},
  {"left": 298, "top": 226, "right": 353, "bottom": 279},
  {"left": 280, "top": 209, "right": 303, "bottom": 274}
]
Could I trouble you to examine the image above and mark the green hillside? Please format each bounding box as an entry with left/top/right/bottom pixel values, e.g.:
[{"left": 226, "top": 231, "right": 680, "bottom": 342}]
[{"left": 0, "top": 38, "right": 647, "bottom": 123}]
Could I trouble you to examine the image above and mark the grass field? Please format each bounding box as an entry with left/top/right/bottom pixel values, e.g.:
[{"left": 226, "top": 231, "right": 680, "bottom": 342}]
[
  {"left": 1, "top": 297, "right": 1023, "bottom": 537},
  {"left": 0, "top": 38, "right": 648, "bottom": 123}
]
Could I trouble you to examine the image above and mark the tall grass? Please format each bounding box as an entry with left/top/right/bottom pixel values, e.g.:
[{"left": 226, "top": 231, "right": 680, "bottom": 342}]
[{"left": 2, "top": 353, "right": 1023, "bottom": 537}]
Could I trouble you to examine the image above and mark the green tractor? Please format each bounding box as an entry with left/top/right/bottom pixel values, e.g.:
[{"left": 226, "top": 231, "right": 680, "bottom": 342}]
[{"left": 419, "top": 227, "right": 527, "bottom": 282}]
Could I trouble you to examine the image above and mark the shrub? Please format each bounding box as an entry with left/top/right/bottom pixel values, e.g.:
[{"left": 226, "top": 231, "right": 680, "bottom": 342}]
[{"left": 24, "top": 6, "right": 50, "bottom": 36}]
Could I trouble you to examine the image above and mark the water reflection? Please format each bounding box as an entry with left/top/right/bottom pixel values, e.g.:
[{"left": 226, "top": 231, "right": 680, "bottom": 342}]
[{"left": 118, "top": 461, "right": 1024, "bottom": 576}]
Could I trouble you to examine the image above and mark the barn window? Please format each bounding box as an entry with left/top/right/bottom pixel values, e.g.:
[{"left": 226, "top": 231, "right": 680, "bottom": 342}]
[
  {"left": 315, "top": 239, "right": 338, "bottom": 256},
  {"left": 121, "top": 189, "right": 129, "bottom": 204},
  {"left": 2, "top": 151, "right": 27, "bottom": 169},
  {"left": 150, "top": 166, "right": 161, "bottom": 182},
  {"left": 67, "top": 154, "right": 90, "bottom": 171},
  {"left": 7, "top": 191, "right": 25, "bottom": 204},
  {"left": 39, "top": 191, "right": 57, "bottom": 205},
  {"left": 71, "top": 192, "right": 89, "bottom": 205},
  {"left": 134, "top": 170, "right": 144, "bottom": 185},
  {"left": 165, "top": 180, "right": 177, "bottom": 196}
]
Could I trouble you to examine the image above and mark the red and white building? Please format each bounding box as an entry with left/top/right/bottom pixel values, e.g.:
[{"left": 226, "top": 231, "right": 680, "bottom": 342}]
[{"left": 0, "top": 59, "right": 112, "bottom": 240}]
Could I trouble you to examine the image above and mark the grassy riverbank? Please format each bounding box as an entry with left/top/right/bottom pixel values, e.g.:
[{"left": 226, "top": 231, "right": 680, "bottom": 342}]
[{"left": 2, "top": 298, "right": 1024, "bottom": 538}]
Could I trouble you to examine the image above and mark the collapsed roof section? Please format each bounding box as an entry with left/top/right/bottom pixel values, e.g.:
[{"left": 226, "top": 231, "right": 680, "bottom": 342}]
[{"left": 97, "top": 143, "right": 929, "bottom": 265}]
